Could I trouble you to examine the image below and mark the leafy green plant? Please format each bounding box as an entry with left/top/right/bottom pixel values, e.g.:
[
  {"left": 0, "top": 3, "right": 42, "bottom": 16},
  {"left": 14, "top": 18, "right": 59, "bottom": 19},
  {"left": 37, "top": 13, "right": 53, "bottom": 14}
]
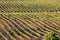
[{"left": 44, "top": 32, "right": 60, "bottom": 40}]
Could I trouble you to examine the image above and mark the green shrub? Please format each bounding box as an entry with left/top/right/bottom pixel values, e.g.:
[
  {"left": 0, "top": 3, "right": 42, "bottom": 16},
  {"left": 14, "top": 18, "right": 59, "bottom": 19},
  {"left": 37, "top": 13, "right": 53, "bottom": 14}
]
[{"left": 44, "top": 32, "right": 60, "bottom": 40}]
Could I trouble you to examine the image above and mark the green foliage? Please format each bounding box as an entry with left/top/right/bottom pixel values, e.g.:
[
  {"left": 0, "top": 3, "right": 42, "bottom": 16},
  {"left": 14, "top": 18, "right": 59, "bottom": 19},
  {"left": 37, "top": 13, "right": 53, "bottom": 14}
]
[{"left": 44, "top": 32, "right": 60, "bottom": 40}]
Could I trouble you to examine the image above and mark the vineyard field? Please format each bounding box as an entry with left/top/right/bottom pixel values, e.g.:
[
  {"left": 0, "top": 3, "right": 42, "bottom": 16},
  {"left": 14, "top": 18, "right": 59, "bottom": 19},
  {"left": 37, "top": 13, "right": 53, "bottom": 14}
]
[
  {"left": 0, "top": 0, "right": 60, "bottom": 40},
  {"left": 0, "top": 13, "right": 60, "bottom": 40}
]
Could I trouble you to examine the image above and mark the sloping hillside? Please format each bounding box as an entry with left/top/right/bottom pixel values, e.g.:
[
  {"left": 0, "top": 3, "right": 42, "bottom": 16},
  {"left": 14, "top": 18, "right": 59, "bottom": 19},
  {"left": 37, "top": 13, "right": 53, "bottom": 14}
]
[
  {"left": 0, "top": 0, "right": 60, "bottom": 40},
  {"left": 0, "top": 13, "right": 60, "bottom": 40},
  {"left": 0, "top": 0, "right": 60, "bottom": 13}
]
